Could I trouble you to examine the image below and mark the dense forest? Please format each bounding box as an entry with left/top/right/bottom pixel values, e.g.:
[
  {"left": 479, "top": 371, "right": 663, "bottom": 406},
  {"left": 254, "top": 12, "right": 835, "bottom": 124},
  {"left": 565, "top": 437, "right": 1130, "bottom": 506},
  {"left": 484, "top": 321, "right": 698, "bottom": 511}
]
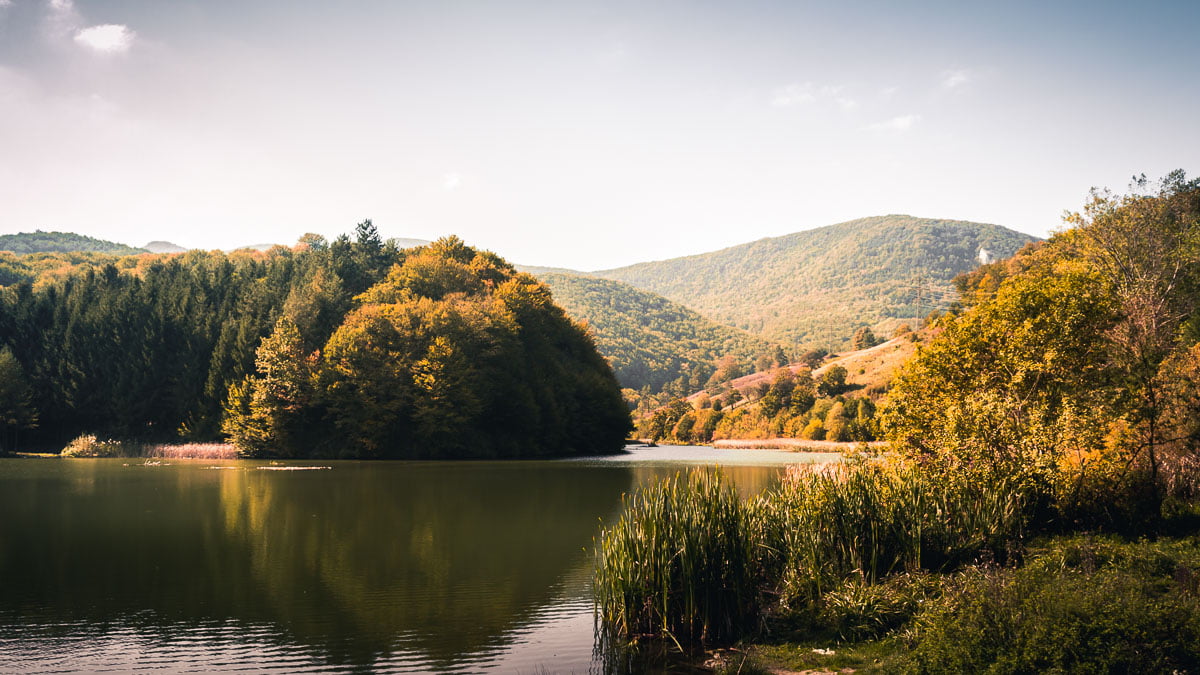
[
  {"left": 596, "top": 215, "right": 1035, "bottom": 345},
  {"left": 0, "top": 224, "right": 630, "bottom": 458},
  {"left": 535, "top": 272, "right": 768, "bottom": 395}
]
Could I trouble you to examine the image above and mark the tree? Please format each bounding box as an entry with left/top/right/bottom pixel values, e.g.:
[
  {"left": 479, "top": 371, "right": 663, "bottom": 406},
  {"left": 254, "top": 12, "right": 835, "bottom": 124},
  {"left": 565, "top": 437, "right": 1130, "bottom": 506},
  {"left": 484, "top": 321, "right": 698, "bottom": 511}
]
[
  {"left": 852, "top": 326, "right": 880, "bottom": 350},
  {"left": 1068, "top": 171, "right": 1200, "bottom": 494},
  {"left": 817, "top": 365, "right": 848, "bottom": 397},
  {"left": 0, "top": 346, "right": 36, "bottom": 452}
]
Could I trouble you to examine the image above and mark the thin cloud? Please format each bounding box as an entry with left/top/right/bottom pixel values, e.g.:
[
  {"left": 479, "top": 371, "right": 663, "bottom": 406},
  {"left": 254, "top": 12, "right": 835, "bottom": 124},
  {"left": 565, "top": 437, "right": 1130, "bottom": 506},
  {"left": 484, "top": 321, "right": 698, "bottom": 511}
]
[
  {"left": 868, "top": 114, "right": 920, "bottom": 132},
  {"left": 942, "top": 69, "right": 971, "bottom": 88},
  {"left": 74, "top": 24, "right": 135, "bottom": 52},
  {"left": 0, "top": 1, "right": 13, "bottom": 8},
  {"left": 442, "top": 172, "right": 461, "bottom": 191},
  {"left": 771, "top": 82, "right": 850, "bottom": 109},
  {"left": 771, "top": 83, "right": 815, "bottom": 107}
]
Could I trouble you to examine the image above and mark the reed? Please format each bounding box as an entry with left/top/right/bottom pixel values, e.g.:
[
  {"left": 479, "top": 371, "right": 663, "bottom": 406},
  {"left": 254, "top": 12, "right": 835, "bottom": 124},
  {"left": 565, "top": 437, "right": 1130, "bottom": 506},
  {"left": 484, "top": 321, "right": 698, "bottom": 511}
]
[
  {"left": 593, "top": 459, "right": 1028, "bottom": 649},
  {"left": 593, "top": 468, "right": 761, "bottom": 649},
  {"left": 758, "top": 460, "right": 1026, "bottom": 608}
]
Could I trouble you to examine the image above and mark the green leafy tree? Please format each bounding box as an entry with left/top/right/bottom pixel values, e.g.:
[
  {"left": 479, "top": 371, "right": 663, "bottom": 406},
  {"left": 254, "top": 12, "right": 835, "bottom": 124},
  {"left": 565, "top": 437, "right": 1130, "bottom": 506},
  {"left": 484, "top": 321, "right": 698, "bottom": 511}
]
[{"left": 0, "top": 346, "right": 37, "bottom": 452}]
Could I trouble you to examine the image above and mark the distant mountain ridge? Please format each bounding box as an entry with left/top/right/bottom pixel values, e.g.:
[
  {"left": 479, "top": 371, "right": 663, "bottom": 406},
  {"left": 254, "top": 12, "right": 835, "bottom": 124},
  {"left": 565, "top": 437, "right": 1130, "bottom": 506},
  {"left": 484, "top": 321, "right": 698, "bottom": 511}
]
[
  {"left": 594, "top": 215, "right": 1038, "bottom": 346},
  {"left": 0, "top": 231, "right": 145, "bottom": 255}
]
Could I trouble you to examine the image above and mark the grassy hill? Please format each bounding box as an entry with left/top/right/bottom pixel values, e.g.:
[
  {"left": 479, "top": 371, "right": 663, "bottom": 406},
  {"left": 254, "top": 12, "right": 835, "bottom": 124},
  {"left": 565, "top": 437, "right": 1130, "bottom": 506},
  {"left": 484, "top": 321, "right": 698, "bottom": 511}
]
[
  {"left": 538, "top": 272, "right": 769, "bottom": 394},
  {"left": 594, "top": 215, "right": 1037, "bottom": 346},
  {"left": 0, "top": 231, "right": 145, "bottom": 255}
]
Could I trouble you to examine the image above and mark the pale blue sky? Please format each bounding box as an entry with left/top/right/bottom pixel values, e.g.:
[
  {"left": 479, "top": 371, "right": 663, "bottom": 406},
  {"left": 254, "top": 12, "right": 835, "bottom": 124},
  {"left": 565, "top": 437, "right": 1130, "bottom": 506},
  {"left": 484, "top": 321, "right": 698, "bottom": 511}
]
[{"left": 1, "top": 0, "right": 1197, "bottom": 269}]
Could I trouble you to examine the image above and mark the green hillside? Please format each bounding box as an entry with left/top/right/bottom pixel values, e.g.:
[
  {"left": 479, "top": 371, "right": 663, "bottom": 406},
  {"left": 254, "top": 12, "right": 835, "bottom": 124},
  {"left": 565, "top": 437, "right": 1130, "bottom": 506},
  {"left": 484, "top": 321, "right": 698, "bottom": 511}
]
[
  {"left": 594, "top": 215, "right": 1037, "bottom": 346},
  {"left": 538, "top": 273, "right": 769, "bottom": 394},
  {"left": 0, "top": 231, "right": 145, "bottom": 255}
]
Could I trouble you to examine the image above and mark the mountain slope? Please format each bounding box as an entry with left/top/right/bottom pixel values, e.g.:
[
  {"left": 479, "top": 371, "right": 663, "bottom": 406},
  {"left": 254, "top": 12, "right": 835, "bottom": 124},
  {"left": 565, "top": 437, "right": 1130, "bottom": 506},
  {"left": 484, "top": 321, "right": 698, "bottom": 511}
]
[
  {"left": 594, "top": 215, "right": 1037, "bottom": 345},
  {"left": 0, "top": 231, "right": 145, "bottom": 255},
  {"left": 537, "top": 272, "right": 769, "bottom": 393}
]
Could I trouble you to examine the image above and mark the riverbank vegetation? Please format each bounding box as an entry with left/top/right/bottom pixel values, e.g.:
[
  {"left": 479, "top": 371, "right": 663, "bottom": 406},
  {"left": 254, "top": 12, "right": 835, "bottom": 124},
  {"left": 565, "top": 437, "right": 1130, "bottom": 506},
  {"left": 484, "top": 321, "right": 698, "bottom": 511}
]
[
  {"left": 0, "top": 224, "right": 630, "bottom": 458},
  {"left": 595, "top": 172, "right": 1200, "bottom": 671}
]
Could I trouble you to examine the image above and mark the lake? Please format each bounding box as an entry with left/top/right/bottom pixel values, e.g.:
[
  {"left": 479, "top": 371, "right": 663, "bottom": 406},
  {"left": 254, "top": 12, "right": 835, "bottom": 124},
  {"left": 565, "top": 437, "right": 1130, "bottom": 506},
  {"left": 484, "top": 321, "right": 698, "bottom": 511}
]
[{"left": 0, "top": 445, "right": 839, "bottom": 673}]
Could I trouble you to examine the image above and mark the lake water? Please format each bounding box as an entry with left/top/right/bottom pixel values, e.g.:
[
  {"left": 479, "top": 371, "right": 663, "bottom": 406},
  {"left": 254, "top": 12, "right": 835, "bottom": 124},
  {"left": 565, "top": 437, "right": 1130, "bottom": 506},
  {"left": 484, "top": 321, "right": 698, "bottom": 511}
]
[{"left": 0, "top": 445, "right": 838, "bottom": 673}]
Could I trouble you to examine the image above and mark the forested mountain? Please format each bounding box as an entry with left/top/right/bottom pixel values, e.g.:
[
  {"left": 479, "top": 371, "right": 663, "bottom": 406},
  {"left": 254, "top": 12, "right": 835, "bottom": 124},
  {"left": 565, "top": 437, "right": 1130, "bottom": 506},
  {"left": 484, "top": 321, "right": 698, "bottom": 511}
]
[
  {"left": 0, "top": 225, "right": 630, "bottom": 457},
  {"left": 594, "top": 215, "right": 1037, "bottom": 345},
  {"left": 0, "top": 231, "right": 145, "bottom": 255},
  {"left": 536, "top": 272, "right": 769, "bottom": 394}
]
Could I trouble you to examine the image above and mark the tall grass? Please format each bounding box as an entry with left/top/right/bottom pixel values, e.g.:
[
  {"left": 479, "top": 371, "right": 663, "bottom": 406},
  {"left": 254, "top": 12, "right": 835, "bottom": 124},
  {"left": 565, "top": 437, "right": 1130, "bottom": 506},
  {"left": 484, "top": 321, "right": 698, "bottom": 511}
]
[
  {"left": 757, "top": 461, "right": 1025, "bottom": 608},
  {"left": 593, "top": 459, "right": 1028, "bottom": 649},
  {"left": 594, "top": 469, "right": 761, "bottom": 648}
]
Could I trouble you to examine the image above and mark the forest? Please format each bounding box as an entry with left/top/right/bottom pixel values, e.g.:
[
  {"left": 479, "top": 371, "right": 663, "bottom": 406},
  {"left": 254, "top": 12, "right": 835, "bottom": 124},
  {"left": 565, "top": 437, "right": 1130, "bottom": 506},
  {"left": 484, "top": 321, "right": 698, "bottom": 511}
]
[{"left": 0, "top": 223, "right": 630, "bottom": 458}]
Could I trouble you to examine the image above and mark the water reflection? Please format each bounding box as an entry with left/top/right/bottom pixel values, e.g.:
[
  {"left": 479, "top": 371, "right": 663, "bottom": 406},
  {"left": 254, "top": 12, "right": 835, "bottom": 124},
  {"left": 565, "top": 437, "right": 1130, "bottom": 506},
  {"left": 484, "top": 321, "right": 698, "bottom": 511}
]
[{"left": 0, "top": 448, "right": 805, "bottom": 672}]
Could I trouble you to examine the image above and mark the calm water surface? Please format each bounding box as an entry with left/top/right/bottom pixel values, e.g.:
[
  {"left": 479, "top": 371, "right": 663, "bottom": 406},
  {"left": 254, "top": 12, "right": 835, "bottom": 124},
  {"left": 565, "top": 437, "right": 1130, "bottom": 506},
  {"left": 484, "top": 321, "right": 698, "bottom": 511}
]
[{"left": 0, "top": 445, "right": 838, "bottom": 673}]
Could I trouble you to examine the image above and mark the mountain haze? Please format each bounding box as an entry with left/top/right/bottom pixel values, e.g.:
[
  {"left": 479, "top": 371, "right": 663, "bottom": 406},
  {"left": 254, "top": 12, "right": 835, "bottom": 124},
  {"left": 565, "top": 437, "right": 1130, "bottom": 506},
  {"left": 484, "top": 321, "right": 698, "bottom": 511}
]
[{"left": 594, "top": 215, "right": 1037, "bottom": 345}]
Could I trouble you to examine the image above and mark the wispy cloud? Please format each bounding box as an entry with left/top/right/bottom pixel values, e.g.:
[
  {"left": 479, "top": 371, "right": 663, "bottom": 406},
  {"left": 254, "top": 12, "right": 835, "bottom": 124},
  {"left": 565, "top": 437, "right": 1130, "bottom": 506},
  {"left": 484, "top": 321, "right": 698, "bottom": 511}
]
[
  {"left": 771, "top": 83, "right": 815, "bottom": 107},
  {"left": 74, "top": 24, "right": 135, "bottom": 52},
  {"left": 771, "top": 82, "right": 852, "bottom": 110},
  {"left": 0, "top": 1, "right": 13, "bottom": 9},
  {"left": 941, "top": 69, "right": 971, "bottom": 89},
  {"left": 442, "top": 172, "right": 461, "bottom": 191},
  {"left": 880, "top": 86, "right": 899, "bottom": 98},
  {"left": 868, "top": 114, "right": 921, "bottom": 132}
]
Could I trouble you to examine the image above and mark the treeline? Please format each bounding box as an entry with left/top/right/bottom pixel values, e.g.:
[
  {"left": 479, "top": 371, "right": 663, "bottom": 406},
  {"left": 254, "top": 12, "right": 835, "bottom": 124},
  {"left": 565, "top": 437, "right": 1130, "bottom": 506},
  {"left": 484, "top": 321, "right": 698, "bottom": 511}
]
[
  {"left": 0, "top": 223, "right": 630, "bottom": 458},
  {"left": 640, "top": 364, "right": 880, "bottom": 444}
]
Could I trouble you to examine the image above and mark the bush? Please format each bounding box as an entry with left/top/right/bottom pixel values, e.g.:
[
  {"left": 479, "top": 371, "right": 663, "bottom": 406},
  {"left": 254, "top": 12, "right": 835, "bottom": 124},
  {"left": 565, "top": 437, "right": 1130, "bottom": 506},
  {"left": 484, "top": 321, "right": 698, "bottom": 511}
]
[
  {"left": 899, "top": 536, "right": 1200, "bottom": 673},
  {"left": 60, "top": 433, "right": 134, "bottom": 457}
]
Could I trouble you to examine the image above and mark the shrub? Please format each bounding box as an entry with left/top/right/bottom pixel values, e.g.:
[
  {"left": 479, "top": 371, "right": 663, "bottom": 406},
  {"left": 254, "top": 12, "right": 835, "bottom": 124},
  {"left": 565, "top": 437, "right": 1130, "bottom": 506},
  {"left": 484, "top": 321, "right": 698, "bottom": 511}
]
[
  {"left": 899, "top": 536, "right": 1200, "bottom": 673},
  {"left": 60, "top": 434, "right": 134, "bottom": 458}
]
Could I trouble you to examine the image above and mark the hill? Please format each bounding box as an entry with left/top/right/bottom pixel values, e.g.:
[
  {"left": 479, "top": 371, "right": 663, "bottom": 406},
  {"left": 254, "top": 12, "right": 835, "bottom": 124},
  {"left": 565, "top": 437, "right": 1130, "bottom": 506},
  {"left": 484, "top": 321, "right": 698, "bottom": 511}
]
[
  {"left": 144, "top": 241, "right": 189, "bottom": 253},
  {"left": 537, "top": 272, "right": 770, "bottom": 394},
  {"left": 594, "top": 215, "right": 1037, "bottom": 346},
  {"left": 0, "top": 231, "right": 145, "bottom": 255}
]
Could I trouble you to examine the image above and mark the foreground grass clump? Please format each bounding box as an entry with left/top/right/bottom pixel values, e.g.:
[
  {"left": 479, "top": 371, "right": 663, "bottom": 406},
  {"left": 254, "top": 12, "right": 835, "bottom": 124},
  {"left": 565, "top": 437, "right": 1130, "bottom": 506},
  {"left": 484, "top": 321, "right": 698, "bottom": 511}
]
[{"left": 594, "top": 469, "right": 760, "bottom": 647}]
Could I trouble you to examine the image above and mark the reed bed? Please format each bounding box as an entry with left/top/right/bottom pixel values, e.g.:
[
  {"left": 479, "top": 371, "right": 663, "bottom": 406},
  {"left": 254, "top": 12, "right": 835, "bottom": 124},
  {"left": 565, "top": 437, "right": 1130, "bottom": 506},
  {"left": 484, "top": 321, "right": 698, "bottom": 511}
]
[
  {"left": 593, "top": 468, "right": 761, "bottom": 649},
  {"left": 143, "top": 443, "right": 240, "bottom": 460},
  {"left": 756, "top": 462, "right": 1025, "bottom": 609},
  {"left": 594, "top": 460, "right": 1028, "bottom": 649}
]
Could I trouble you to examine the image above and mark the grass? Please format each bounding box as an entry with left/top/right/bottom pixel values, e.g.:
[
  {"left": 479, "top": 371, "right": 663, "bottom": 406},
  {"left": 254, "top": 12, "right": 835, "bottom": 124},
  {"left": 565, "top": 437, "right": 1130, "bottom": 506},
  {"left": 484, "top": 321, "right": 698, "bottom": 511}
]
[
  {"left": 593, "top": 468, "right": 762, "bottom": 650},
  {"left": 57, "top": 434, "right": 239, "bottom": 459},
  {"left": 593, "top": 459, "right": 1027, "bottom": 653}
]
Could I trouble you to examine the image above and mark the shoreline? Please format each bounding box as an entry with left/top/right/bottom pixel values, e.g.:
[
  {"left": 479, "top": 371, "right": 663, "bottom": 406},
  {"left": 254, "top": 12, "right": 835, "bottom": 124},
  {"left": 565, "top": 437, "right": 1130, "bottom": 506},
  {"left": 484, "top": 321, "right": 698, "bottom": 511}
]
[{"left": 711, "top": 439, "right": 885, "bottom": 452}]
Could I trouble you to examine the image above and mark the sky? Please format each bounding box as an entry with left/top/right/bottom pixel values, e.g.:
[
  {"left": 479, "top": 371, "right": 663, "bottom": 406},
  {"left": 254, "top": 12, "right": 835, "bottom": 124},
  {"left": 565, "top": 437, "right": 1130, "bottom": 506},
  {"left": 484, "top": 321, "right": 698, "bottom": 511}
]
[{"left": 0, "top": 0, "right": 1197, "bottom": 270}]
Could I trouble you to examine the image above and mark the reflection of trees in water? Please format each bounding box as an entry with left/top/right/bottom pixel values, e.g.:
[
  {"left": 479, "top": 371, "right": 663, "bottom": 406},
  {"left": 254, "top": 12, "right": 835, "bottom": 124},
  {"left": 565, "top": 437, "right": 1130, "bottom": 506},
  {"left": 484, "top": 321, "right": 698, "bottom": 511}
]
[
  {"left": 216, "top": 461, "right": 636, "bottom": 667},
  {"left": 0, "top": 460, "right": 633, "bottom": 670}
]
